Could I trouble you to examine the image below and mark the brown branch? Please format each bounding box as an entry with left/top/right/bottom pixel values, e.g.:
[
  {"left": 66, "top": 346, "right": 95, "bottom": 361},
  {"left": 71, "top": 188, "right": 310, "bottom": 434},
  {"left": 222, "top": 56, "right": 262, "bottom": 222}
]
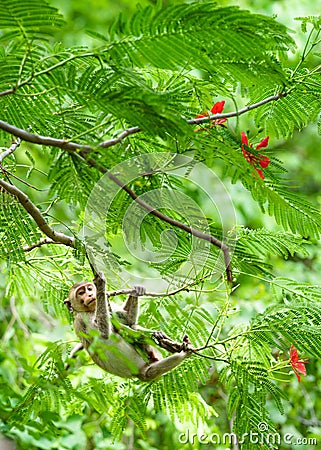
[
  {"left": 98, "top": 126, "right": 141, "bottom": 149},
  {"left": 0, "top": 120, "right": 141, "bottom": 154},
  {"left": 0, "top": 178, "right": 75, "bottom": 247},
  {"left": 0, "top": 120, "right": 94, "bottom": 152},
  {"left": 0, "top": 87, "right": 16, "bottom": 97}
]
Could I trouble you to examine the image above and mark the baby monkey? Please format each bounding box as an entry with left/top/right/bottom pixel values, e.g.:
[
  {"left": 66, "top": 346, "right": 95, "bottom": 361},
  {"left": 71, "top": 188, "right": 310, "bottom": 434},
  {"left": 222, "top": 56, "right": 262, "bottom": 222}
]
[{"left": 65, "top": 273, "right": 193, "bottom": 381}]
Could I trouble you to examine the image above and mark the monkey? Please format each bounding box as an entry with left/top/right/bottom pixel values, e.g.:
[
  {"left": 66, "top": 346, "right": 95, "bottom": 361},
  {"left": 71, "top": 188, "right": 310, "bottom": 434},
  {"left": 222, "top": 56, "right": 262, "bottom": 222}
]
[
  {"left": 65, "top": 280, "right": 160, "bottom": 363},
  {"left": 64, "top": 273, "right": 194, "bottom": 381}
]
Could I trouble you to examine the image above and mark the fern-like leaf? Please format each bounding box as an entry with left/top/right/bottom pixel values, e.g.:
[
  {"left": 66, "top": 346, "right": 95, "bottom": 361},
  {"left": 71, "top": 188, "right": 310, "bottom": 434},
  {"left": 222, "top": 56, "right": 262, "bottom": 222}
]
[{"left": 0, "top": 0, "right": 65, "bottom": 42}]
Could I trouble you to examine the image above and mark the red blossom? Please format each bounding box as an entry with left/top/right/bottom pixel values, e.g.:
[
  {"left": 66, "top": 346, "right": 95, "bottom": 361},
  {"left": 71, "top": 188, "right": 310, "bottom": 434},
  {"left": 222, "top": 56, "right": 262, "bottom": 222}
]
[
  {"left": 194, "top": 100, "right": 227, "bottom": 131},
  {"left": 241, "top": 132, "right": 270, "bottom": 179},
  {"left": 259, "top": 155, "right": 270, "bottom": 169},
  {"left": 289, "top": 345, "right": 308, "bottom": 382},
  {"left": 210, "top": 101, "right": 225, "bottom": 114},
  {"left": 241, "top": 131, "right": 249, "bottom": 146},
  {"left": 256, "top": 136, "right": 269, "bottom": 150}
]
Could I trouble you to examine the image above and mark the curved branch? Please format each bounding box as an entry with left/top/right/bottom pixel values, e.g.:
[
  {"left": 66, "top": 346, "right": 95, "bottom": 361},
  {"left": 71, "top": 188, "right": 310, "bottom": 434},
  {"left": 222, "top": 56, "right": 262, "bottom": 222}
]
[
  {"left": 0, "top": 120, "right": 141, "bottom": 154},
  {"left": 0, "top": 179, "right": 75, "bottom": 247},
  {"left": 0, "top": 120, "right": 94, "bottom": 152}
]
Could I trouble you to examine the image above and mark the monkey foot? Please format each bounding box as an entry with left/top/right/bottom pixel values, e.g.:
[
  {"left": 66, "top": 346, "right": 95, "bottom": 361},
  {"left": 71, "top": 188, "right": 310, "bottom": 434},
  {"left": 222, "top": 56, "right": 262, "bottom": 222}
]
[{"left": 152, "top": 331, "right": 194, "bottom": 353}]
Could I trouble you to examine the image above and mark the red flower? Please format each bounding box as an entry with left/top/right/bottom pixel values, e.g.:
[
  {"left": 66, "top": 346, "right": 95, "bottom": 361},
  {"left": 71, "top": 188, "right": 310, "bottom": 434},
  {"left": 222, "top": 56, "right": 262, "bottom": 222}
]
[
  {"left": 289, "top": 345, "right": 308, "bottom": 382},
  {"left": 241, "top": 132, "right": 270, "bottom": 179},
  {"left": 210, "top": 101, "right": 225, "bottom": 114},
  {"left": 195, "top": 101, "right": 227, "bottom": 131}
]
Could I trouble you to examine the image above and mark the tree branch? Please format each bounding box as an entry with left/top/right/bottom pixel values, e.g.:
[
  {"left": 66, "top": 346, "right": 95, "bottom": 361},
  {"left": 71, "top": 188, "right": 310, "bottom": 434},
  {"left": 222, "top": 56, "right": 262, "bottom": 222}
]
[{"left": 0, "top": 179, "right": 75, "bottom": 247}]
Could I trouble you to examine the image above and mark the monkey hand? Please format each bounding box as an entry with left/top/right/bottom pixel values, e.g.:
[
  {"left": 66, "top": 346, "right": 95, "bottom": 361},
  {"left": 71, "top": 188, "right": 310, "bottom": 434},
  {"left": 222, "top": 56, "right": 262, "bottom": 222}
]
[{"left": 132, "top": 284, "right": 146, "bottom": 297}]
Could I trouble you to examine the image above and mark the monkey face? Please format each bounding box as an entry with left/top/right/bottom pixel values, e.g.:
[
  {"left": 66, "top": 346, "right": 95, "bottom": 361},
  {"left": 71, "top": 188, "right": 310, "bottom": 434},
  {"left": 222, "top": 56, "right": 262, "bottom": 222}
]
[{"left": 72, "top": 282, "right": 97, "bottom": 312}]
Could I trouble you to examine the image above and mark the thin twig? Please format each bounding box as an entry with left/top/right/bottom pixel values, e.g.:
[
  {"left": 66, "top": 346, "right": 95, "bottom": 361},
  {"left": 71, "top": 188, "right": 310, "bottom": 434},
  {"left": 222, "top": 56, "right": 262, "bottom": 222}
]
[
  {"left": 107, "top": 274, "right": 214, "bottom": 298},
  {"left": 1, "top": 166, "right": 46, "bottom": 191},
  {"left": 0, "top": 51, "right": 100, "bottom": 98},
  {"left": 95, "top": 126, "right": 141, "bottom": 150}
]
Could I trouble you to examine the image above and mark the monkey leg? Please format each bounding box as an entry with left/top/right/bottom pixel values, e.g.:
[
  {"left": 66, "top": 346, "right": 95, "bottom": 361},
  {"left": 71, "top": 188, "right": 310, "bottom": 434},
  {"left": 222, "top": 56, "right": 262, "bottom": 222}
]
[
  {"left": 138, "top": 351, "right": 190, "bottom": 382},
  {"left": 152, "top": 331, "right": 193, "bottom": 354}
]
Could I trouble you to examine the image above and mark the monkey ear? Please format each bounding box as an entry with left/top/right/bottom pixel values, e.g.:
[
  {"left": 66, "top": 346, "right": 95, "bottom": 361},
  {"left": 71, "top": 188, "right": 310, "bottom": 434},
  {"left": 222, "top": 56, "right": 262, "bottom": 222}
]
[{"left": 64, "top": 299, "right": 73, "bottom": 313}]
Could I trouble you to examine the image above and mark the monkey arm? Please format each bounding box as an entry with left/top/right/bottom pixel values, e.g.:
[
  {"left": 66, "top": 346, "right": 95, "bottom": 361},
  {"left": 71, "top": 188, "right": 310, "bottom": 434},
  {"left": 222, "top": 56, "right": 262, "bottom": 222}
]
[
  {"left": 93, "top": 272, "right": 111, "bottom": 339},
  {"left": 122, "top": 295, "right": 139, "bottom": 326},
  {"left": 122, "top": 285, "right": 145, "bottom": 326}
]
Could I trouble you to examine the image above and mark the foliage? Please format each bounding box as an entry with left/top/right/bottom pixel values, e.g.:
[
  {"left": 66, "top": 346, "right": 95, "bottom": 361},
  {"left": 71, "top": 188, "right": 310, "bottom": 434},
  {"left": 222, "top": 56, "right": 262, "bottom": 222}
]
[{"left": 0, "top": 0, "right": 321, "bottom": 449}]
